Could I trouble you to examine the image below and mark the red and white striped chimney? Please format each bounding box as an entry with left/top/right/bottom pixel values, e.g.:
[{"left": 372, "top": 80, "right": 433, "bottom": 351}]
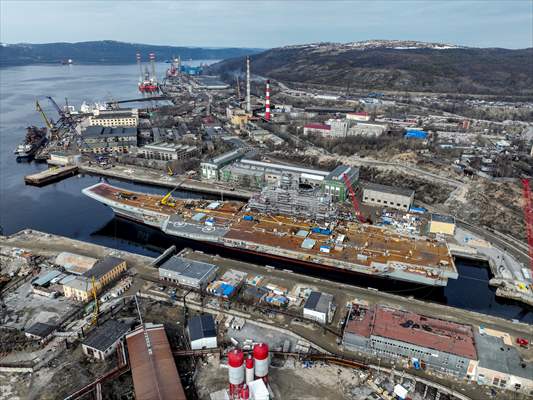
[{"left": 265, "top": 80, "right": 271, "bottom": 121}]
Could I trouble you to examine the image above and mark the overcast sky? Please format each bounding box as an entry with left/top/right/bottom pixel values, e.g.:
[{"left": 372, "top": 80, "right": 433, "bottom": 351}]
[{"left": 1, "top": 0, "right": 532, "bottom": 49}]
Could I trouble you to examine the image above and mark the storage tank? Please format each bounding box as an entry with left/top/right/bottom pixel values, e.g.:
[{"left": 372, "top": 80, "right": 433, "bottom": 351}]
[
  {"left": 253, "top": 343, "right": 269, "bottom": 379},
  {"left": 228, "top": 349, "right": 245, "bottom": 386},
  {"left": 245, "top": 355, "right": 254, "bottom": 383}
]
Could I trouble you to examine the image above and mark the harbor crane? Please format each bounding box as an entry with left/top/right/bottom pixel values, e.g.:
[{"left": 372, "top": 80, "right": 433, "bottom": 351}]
[
  {"left": 342, "top": 173, "right": 366, "bottom": 223},
  {"left": 522, "top": 178, "right": 533, "bottom": 277}
]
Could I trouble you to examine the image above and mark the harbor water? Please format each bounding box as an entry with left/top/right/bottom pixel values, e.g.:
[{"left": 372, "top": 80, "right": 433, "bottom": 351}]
[{"left": 0, "top": 63, "right": 531, "bottom": 323}]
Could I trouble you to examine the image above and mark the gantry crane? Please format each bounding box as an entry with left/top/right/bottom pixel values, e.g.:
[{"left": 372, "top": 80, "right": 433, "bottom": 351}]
[
  {"left": 522, "top": 178, "right": 533, "bottom": 277},
  {"left": 342, "top": 173, "right": 366, "bottom": 223}
]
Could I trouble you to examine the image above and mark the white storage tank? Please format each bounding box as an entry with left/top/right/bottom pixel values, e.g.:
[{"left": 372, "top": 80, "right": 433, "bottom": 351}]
[
  {"left": 228, "top": 348, "right": 245, "bottom": 386},
  {"left": 253, "top": 343, "right": 269, "bottom": 379},
  {"left": 245, "top": 355, "right": 254, "bottom": 383}
]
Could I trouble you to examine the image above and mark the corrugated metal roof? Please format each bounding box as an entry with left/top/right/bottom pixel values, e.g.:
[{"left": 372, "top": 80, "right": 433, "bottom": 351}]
[
  {"left": 188, "top": 315, "right": 217, "bottom": 341},
  {"left": 126, "top": 323, "right": 186, "bottom": 400},
  {"left": 32, "top": 270, "right": 62, "bottom": 287},
  {"left": 83, "top": 256, "right": 125, "bottom": 280},
  {"left": 83, "top": 320, "right": 130, "bottom": 352}
]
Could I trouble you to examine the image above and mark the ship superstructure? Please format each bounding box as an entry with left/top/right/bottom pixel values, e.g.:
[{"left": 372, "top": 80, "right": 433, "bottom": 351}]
[
  {"left": 14, "top": 126, "right": 48, "bottom": 159},
  {"left": 83, "top": 182, "right": 458, "bottom": 287}
]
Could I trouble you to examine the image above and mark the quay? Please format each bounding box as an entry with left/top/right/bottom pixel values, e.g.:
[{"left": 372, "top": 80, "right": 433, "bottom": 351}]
[{"left": 24, "top": 165, "right": 79, "bottom": 186}]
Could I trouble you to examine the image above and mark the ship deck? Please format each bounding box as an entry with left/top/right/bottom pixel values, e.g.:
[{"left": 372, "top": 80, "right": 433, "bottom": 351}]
[{"left": 86, "top": 183, "right": 456, "bottom": 279}]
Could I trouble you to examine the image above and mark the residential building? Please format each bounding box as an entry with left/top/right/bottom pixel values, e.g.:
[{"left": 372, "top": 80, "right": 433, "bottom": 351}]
[
  {"left": 429, "top": 213, "right": 456, "bottom": 236},
  {"left": 126, "top": 323, "right": 186, "bottom": 400},
  {"left": 200, "top": 148, "right": 247, "bottom": 180},
  {"left": 24, "top": 322, "right": 57, "bottom": 344},
  {"left": 472, "top": 329, "right": 533, "bottom": 395},
  {"left": 63, "top": 256, "right": 127, "bottom": 302},
  {"left": 362, "top": 183, "right": 414, "bottom": 211},
  {"left": 347, "top": 111, "right": 371, "bottom": 121},
  {"left": 82, "top": 126, "right": 137, "bottom": 154},
  {"left": 343, "top": 304, "right": 477, "bottom": 378},
  {"left": 82, "top": 320, "right": 130, "bottom": 361},
  {"left": 322, "top": 165, "right": 359, "bottom": 202},
  {"left": 139, "top": 142, "right": 200, "bottom": 161},
  {"left": 188, "top": 315, "right": 218, "bottom": 350},
  {"left": 158, "top": 256, "right": 218, "bottom": 289},
  {"left": 303, "top": 291, "right": 334, "bottom": 324},
  {"left": 88, "top": 108, "right": 139, "bottom": 127}
]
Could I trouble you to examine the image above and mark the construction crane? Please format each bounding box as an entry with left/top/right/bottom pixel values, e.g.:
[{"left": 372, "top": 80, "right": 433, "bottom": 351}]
[
  {"left": 342, "top": 173, "right": 366, "bottom": 223},
  {"left": 522, "top": 178, "right": 533, "bottom": 277},
  {"left": 91, "top": 276, "right": 99, "bottom": 326},
  {"left": 35, "top": 100, "right": 54, "bottom": 131}
]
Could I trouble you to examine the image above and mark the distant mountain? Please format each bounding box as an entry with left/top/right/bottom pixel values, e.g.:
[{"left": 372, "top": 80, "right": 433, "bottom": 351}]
[
  {"left": 209, "top": 40, "right": 533, "bottom": 95},
  {"left": 0, "top": 40, "right": 263, "bottom": 67}
]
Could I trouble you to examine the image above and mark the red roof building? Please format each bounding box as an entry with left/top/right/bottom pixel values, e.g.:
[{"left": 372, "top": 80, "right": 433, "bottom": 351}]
[{"left": 304, "top": 123, "right": 331, "bottom": 130}]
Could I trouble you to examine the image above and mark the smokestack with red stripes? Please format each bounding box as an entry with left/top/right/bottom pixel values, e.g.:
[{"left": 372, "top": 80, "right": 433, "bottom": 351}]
[{"left": 265, "top": 80, "right": 271, "bottom": 122}]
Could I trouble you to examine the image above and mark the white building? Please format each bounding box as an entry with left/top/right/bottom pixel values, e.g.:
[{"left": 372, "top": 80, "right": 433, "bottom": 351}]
[
  {"left": 303, "top": 291, "right": 334, "bottom": 324},
  {"left": 347, "top": 122, "right": 387, "bottom": 137},
  {"left": 188, "top": 315, "right": 218, "bottom": 350},
  {"left": 346, "top": 111, "right": 370, "bottom": 122},
  {"left": 140, "top": 142, "right": 200, "bottom": 161},
  {"left": 88, "top": 109, "right": 139, "bottom": 128},
  {"left": 159, "top": 256, "right": 218, "bottom": 289},
  {"left": 362, "top": 183, "right": 414, "bottom": 211}
]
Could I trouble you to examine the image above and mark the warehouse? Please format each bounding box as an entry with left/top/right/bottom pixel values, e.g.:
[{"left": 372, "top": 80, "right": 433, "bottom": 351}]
[
  {"left": 303, "top": 291, "right": 335, "bottom": 324},
  {"left": 82, "top": 126, "right": 138, "bottom": 154},
  {"left": 88, "top": 108, "right": 139, "bottom": 128},
  {"left": 200, "top": 148, "right": 247, "bottom": 180},
  {"left": 343, "top": 304, "right": 477, "bottom": 377},
  {"left": 322, "top": 165, "right": 359, "bottom": 202},
  {"left": 188, "top": 315, "right": 218, "bottom": 350},
  {"left": 82, "top": 320, "right": 130, "bottom": 361},
  {"left": 362, "top": 183, "right": 414, "bottom": 211},
  {"left": 158, "top": 256, "right": 218, "bottom": 289},
  {"left": 24, "top": 322, "right": 57, "bottom": 344},
  {"left": 428, "top": 213, "right": 456, "bottom": 236}
]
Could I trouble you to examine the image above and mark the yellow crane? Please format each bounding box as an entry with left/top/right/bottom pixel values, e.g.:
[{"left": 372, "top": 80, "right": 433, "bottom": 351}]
[
  {"left": 160, "top": 192, "right": 176, "bottom": 207},
  {"left": 91, "top": 276, "right": 99, "bottom": 326},
  {"left": 167, "top": 165, "right": 174, "bottom": 176},
  {"left": 35, "top": 100, "right": 53, "bottom": 130}
]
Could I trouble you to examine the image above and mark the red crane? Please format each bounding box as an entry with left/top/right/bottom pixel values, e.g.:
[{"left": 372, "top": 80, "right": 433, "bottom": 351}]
[
  {"left": 342, "top": 173, "right": 366, "bottom": 223},
  {"left": 522, "top": 178, "right": 533, "bottom": 276}
]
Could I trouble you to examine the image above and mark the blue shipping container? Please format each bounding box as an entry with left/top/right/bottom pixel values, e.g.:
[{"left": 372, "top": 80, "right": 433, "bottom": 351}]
[
  {"left": 311, "top": 227, "right": 332, "bottom": 235},
  {"left": 243, "top": 215, "right": 254, "bottom": 221},
  {"left": 405, "top": 130, "right": 428, "bottom": 139}
]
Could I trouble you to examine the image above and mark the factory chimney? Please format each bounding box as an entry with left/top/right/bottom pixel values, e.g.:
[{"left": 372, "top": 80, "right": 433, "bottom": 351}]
[
  {"left": 246, "top": 56, "right": 251, "bottom": 113},
  {"left": 228, "top": 348, "right": 245, "bottom": 399},
  {"left": 149, "top": 53, "right": 156, "bottom": 82},
  {"left": 265, "top": 80, "right": 271, "bottom": 121}
]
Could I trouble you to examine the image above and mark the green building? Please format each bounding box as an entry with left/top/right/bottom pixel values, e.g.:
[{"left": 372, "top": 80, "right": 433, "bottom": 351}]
[{"left": 322, "top": 165, "right": 359, "bottom": 202}]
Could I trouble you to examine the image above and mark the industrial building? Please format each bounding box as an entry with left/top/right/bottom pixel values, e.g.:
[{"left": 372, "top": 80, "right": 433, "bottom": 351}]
[
  {"left": 24, "top": 322, "right": 57, "bottom": 344},
  {"left": 82, "top": 126, "right": 138, "bottom": 154},
  {"left": 88, "top": 108, "right": 139, "bottom": 128},
  {"left": 63, "top": 256, "right": 127, "bottom": 302},
  {"left": 187, "top": 314, "right": 218, "bottom": 350},
  {"left": 346, "top": 111, "right": 371, "bottom": 121},
  {"left": 343, "top": 304, "right": 477, "bottom": 377},
  {"left": 303, "top": 123, "right": 331, "bottom": 136},
  {"left": 322, "top": 165, "right": 359, "bottom": 202},
  {"left": 200, "top": 148, "right": 247, "bottom": 180},
  {"left": 362, "top": 183, "right": 415, "bottom": 211},
  {"left": 82, "top": 320, "right": 130, "bottom": 361},
  {"left": 158, "top": 256, "right": 218, "bottom": 289},
  {"left": 126, "top": 323, "right": 186, "bottom": 400},
  {"left": 347, "top": 122, "right": 387, "bottom": 137},
  {"left": 428, "top": 213, "right": 456, "bottom": 236},
  {"left": 472, "top": 329, "right": 533, "bottom": 395},
  {"left": 303, "top": 291, "right": 335, "bottom": 324},
  {"left": 219, "top": 159, "right": 329, "bottom": 189},
  {"left": 139, "top": 142, "right": 200, "bottom": 161}
]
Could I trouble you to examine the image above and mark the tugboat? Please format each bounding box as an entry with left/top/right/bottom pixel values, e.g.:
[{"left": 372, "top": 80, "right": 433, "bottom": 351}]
[{"left": 14, "top": 126, "right": 48, "bottom": 160}]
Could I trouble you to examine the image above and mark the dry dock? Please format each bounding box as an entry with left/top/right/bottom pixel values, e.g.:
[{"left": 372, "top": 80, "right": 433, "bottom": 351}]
[{"left": 24, "top": 165, "right": 78, "bottom": 186}]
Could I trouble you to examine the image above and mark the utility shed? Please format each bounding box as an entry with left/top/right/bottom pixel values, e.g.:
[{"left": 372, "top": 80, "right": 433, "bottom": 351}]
[
  {"left": 429, "top": 213, "right": 456, "bottom": 236},
  {"left": 126, "top": 323, "right": 186, "bottom": 400},
  {"left": 303, "top": 291, "right": 334, "bottom": 324},
  {"left": 188, "top": 315, "right": 218, "bottom": 350},
  {"left": 24, "top": 322, "right": 57, "bottom": 344},
  {"left": 82, "top": 320, "right": 130, "bottom": 361},
  {"left": 159, "top": 256, "right": 218, "bottom": 289},
  {"left": 362, "top": 183, "right": 414, "bottom": 211}
]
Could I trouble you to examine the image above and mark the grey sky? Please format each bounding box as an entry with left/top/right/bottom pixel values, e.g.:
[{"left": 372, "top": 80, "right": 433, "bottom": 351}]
[{"left": 1, "top": 0, "right": 532, "bottom": 49}]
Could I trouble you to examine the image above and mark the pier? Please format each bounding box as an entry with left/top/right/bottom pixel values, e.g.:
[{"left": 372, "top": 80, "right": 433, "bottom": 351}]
[{"left": 24, "top": 165, "right": 79, "bottom": 186}]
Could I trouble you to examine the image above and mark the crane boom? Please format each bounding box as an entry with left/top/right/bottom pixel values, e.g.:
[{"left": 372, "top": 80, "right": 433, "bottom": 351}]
[
  {"left": 35, "top": 100, "right": 53, "bottom": 131},
  {"left": 522, "top": 178, "right": 533, "bottom": 276},
  {"left": 342, "top": 173, "right": 365, "bottom": 223},
  {"left": 45, "top": 96, "right": 65, "bottom": 118}
]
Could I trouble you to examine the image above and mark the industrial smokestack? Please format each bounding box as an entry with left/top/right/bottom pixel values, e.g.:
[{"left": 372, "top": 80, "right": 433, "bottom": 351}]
[
  {"left": 265, "top": 80, "right": 271, "bottom": 121},
  {"left": 246, "top": 56, "right": 251, "bottom": 113}
]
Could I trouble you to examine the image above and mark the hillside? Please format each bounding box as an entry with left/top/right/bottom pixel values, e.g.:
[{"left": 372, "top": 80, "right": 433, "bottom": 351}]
[
  {"left": 208, "top": 40, "right": 533, "bottom": 95},
  {"left": 0, "top": 40, "right": 262, "bottom": 67}
]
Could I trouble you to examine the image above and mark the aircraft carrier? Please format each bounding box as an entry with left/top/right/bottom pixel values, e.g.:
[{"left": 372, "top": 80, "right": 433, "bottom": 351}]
[{"left": 82, "top": 182, "right": 458, "bottom": 287}]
